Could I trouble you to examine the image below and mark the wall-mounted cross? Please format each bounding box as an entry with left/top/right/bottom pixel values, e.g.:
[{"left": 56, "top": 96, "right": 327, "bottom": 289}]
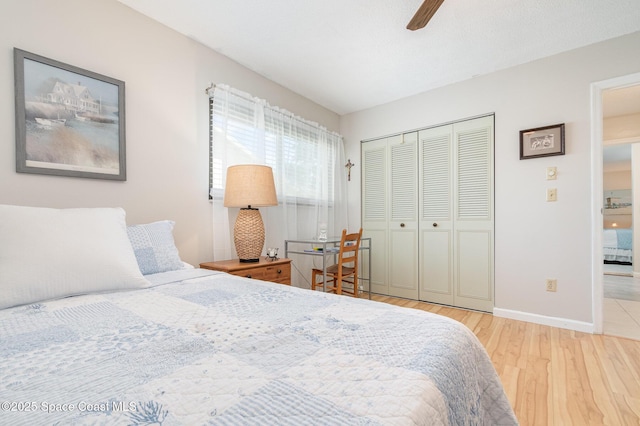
[{"left": 345, "top": 159, "right": 355, "bottom": 181}]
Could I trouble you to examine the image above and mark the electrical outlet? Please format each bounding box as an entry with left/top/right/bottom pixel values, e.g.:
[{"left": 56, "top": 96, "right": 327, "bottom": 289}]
[
  {"left": 546, "top": 279, "right": 557, "bottom": 292},
  {"left": 546, "top": 188, "right": 557, "bottom": 202}
]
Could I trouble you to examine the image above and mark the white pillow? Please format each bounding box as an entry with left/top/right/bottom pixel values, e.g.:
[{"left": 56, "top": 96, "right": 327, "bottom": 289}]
[
  {"left": 127, "top": 220, "right": 185, "bottom": 275},
  {"left": 0, "top": 205, "right": 150, "bottom": 310}
]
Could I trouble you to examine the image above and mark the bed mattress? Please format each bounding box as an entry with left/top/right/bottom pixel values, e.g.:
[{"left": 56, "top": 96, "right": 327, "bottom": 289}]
[{"left": 603, "top": 228, "right": 633, "bottom": 263}]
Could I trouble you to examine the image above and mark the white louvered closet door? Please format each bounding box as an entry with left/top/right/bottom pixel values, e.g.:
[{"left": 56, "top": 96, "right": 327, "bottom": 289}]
[
  {"left": 362, "top": 137, "right": 391, "bottom": 295},
  {"left": 419, "top": 124, "right": 454, "bottom": 306},
  {"left": 362, "top": 134, "right": 419, "bottom": 298},
  {"left": 388, "top": 133, "right": 419, "bottom": 299},
  {"left": 453, "top": 116, "right": 494, "bottom": 312},
  {"left": 419, "top": 115, "right": 494, "bottom": 312}
]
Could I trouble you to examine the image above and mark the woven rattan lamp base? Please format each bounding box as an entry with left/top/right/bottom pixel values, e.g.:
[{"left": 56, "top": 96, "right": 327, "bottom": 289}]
[{"left": 234, "top": 208, "right": 265, "bottom": 262}]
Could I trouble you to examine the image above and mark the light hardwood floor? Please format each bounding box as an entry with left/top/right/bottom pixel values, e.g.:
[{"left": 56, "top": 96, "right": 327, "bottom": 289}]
[{"left": 368, "top": 294, "right": 640, "bottom": 426}]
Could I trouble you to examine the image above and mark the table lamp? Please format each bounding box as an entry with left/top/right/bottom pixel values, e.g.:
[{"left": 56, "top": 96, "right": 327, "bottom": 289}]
[{"left": 223, "top": 164, "right": 277, "bottom": 262}]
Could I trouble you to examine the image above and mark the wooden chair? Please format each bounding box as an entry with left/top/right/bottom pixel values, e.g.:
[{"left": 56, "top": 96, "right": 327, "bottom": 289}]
[{"left": 311, "top": 228, "right": 363, "bottom": 297}]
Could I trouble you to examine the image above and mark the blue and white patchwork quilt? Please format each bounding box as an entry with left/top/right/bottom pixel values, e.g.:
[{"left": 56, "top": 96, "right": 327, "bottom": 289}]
[{"left": 0, "top": 270, "right": 517, "bottom": 425}]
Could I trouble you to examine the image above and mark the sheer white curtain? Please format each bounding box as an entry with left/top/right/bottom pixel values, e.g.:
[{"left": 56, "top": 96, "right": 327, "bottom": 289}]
[{"left": 209, "top": 84, "right": 348, "bottom": 287}]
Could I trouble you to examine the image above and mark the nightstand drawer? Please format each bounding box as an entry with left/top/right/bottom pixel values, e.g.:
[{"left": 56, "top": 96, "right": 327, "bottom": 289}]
[
  {"left": 263, "top": 263, "right": 291, "bottom": 284},
  {"left": 200, "top": 258, "right": 291, "bottom": 285},
  {"left": 229, "top": 268, "right": 265, "bottom": 280}
]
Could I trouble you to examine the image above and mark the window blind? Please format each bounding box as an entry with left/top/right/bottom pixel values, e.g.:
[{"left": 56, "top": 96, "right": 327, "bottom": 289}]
[{"left": 208, "top": 85, "right": 343, "bottom": 205}]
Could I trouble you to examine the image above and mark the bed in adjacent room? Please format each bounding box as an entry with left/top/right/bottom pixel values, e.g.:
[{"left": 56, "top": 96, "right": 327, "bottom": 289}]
[
  {"left": 603, "top": 228, "right": 633, "bottom": 264},
  {"left": 0, "top": 205, "right": 517, "bottom": 425}
]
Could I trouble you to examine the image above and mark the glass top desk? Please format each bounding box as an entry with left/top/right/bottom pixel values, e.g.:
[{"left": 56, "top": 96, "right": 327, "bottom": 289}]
[{"left": 284, "top": 236, "right": 371, "bottom": 299}]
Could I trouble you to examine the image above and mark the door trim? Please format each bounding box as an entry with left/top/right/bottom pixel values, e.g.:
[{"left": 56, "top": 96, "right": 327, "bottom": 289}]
[{"left": 590, "top": 72, "right": 640, "bottom": 334}]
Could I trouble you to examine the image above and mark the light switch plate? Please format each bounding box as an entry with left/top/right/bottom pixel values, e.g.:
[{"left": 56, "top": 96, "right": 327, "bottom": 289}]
[{"left": 547, "top": 188, "right": 557, "bottom": 202}]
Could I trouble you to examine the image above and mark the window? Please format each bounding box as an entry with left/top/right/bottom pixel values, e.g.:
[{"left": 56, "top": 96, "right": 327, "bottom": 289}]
[
  {"left": 207, "top": 84, "right": 349, "bottom": 269},
  {"left": 209, "top": 85, "right": 342, "bottom": 206}
]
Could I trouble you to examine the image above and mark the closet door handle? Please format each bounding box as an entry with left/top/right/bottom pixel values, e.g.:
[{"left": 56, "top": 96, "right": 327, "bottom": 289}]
[{"left": 433, "top": 223, "right": 438, "bottom": 227}]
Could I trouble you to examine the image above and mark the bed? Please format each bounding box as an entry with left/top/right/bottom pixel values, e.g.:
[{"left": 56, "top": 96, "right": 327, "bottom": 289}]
[
  {"left": 603, "top": 228, "right": 633, "bottom": 264},
  {"left": 0, "top": 205, "right": 517, "bottom": 425}
]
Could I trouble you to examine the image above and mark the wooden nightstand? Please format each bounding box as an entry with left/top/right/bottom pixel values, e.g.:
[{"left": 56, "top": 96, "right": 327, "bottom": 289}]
[{"left": 200, "top": 257, "right": 292, "bottom": 285}]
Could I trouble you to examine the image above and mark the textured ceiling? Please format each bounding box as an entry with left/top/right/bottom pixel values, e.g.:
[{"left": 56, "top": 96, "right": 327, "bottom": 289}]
[{"left": 117, "top": 0, "right": 640, "bottom": 115}]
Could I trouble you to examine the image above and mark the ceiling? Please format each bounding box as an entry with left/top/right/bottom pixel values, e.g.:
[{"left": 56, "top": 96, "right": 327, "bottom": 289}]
[{"left": 117, "top": 0, "right": 640, "bottom": 115}]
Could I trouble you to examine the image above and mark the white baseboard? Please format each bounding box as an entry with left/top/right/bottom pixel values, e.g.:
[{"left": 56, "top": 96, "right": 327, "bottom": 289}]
[{"left": 493, "top": 308, "right": 594, "bottom": 333}]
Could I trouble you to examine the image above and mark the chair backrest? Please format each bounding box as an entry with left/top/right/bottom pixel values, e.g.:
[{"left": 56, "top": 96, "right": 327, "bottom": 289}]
[{"left": 337, "top": 228, "right": 363, "bottom": 271}]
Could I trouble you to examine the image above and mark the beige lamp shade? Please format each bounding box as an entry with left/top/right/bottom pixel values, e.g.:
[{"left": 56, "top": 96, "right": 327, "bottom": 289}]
[
  {"left": 223, "top": 165, "right": 277, "bottom": 262},
  {"left": 224, "top": 165, "right": 277, "bottom": 208}
]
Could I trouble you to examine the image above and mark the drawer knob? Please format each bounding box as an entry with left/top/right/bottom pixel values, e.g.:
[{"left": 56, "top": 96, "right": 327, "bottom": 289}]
[
  {"left": 246, "top": 274, "right": 252, "bottom": 278},
  {"left": 433, "top": 223, "right": 438, "bottom": 227},
  {"left": 400, "top": 223, "right": 405, "bottom": 228},
  {"left": 277, "top": 269, "right": 282, "bottom": 274}
]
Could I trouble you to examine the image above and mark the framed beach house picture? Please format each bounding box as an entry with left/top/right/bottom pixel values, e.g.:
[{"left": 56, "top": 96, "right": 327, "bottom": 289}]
[{"left": 14, "top": 48, "right": 126, "bottom": 180}]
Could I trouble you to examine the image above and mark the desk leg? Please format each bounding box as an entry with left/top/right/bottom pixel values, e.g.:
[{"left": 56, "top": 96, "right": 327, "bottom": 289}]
[
  {"left": 368, "top": 242, "right": 372, "bottom": 299},
  {"left": 322, "top": 251, "right": 327, "bottom": 293}
]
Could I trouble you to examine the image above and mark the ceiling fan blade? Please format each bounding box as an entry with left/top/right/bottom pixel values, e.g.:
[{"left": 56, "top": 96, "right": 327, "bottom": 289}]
[{"left": 406, "top": 0, "right": 445, "bottom": 31}]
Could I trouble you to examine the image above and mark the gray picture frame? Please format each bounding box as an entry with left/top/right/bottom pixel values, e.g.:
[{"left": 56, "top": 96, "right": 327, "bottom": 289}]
[
  {"left": 519, "top": 123, "right": 565, "bottom": 160},
  {"left": 14, "top": 48, "right": 126, "bottom": 180}
]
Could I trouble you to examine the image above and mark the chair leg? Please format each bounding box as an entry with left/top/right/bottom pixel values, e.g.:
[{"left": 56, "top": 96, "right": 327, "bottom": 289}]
[
  {"left": 312, "top": 270, "right": 337, "bottom": 293},
  {"left": 328, "top": 277, "right": 338, "bottom": 293},
  {"left": 353, "top": 273, "right": 358, "bottom": 298}
]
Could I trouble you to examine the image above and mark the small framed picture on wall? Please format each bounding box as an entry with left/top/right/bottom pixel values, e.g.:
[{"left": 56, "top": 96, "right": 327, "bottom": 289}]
[{"left": 519, "top": 123, "right": 565, "bottom": 160}]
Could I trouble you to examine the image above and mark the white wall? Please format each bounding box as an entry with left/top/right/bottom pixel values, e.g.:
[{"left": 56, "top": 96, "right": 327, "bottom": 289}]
[
  {"left": 340, "top": 31, "right": 640, "bottom": 327},
  {"left": 604, "top": 171, "right": 632, "bottom": 191},
  {"left": 0, "top": 0, "right": 339, "bottom": 266}
]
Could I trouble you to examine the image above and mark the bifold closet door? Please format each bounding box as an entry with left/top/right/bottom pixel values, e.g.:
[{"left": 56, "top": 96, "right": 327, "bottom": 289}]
[
  {"left": 362, "top": 137, "right": 390, "bottom": 295},
  {"left": 418, "top": 124, "right": 454, "bottom": 306},
  {"left": 453, "top": 117, "right": 494, "bottom": 312},
  {"left": 419, "top": 115, "right": 494, "bottom": 312},
  {"left": 362, "top": 134, "right": 418, "bottom": 299},
  {"left": 388, "top": 132, "right": 418, "bottom": 299}
]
